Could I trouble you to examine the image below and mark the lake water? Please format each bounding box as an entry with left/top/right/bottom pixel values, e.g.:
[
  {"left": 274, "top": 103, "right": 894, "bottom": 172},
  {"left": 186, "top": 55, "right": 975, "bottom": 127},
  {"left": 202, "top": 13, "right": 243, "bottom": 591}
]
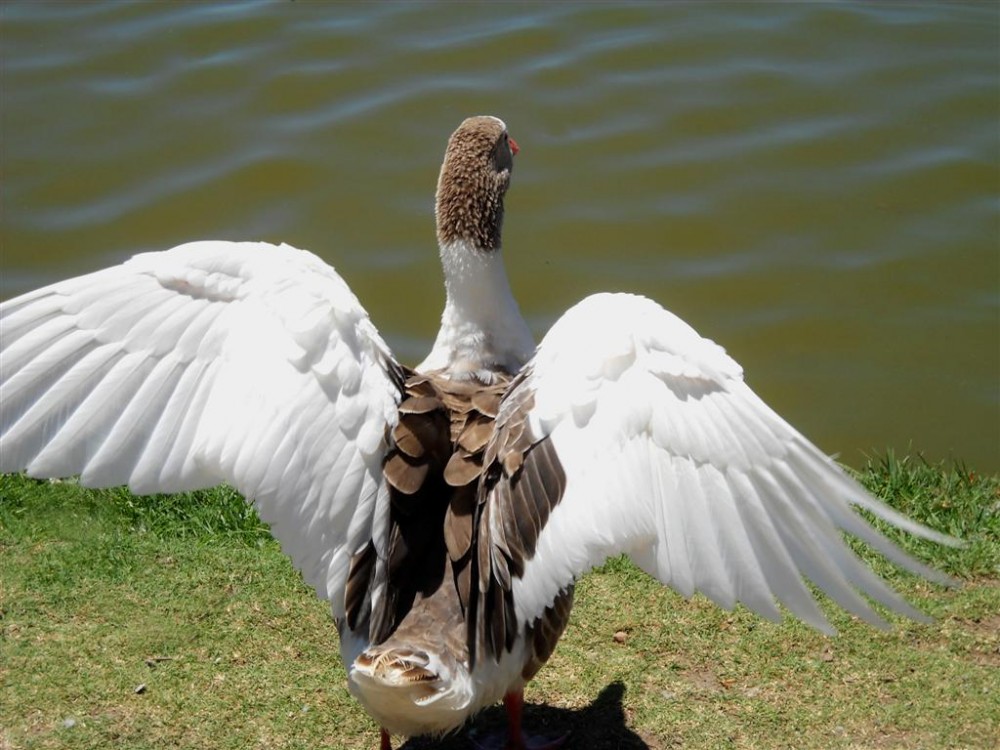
[{"left": 2, "top": 2, "right": 998, "bottom": 471}]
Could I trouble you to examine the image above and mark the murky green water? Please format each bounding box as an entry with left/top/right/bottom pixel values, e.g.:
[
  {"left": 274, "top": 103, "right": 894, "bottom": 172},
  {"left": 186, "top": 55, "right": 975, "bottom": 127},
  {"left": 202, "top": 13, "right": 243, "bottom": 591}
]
[{"left": 2, "top": 2, "right": 998, "bottom": 470}]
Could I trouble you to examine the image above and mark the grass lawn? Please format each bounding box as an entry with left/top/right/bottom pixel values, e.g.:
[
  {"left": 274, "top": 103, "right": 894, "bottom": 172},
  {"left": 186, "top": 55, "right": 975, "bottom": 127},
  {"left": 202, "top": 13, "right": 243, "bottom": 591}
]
[{"left": 1, "top": 453, "right": 998, "bottom": 750}]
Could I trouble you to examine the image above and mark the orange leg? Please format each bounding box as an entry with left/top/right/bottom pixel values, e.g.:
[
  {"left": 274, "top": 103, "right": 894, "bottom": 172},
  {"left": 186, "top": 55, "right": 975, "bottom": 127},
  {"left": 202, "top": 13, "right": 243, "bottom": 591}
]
[
  {"left": 502, "top": 690, "right": 569, "bottom": 750},
  {"left": 504, "top": 691, "right": 526, "bottom": 746}
]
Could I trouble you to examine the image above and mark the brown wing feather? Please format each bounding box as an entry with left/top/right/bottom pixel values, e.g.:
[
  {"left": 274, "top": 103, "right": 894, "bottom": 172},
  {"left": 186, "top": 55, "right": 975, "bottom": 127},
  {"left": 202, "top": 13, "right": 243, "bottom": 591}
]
[
  {"left": 347, "top": 362, "right": 570, "bottom": 677},
  {"left": 522, "top": 587, "right": 574, "bottom": 681},
  {"left": 350, "top": 369, "right": 510, "bottom": 646},
  {"left": 468, "top": 365, "right": 570, "bottom": 669}
]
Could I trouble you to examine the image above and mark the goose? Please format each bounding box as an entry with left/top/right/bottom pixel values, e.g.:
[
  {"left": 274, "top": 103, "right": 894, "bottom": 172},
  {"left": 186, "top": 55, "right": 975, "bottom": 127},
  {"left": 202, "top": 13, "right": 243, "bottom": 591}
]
[{"left": 0, "top": 115, "right": 958, "bottom": 750}]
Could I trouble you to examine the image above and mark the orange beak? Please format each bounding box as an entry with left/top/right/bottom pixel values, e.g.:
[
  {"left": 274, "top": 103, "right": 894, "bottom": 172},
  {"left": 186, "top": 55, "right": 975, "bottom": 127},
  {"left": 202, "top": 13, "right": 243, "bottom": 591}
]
[{"left": 509, "top": 136, "right": 520, "bottom": 156}]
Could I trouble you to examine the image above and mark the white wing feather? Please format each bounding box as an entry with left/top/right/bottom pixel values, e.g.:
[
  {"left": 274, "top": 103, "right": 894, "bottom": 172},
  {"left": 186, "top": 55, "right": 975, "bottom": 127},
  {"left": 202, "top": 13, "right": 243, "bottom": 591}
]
[
  {"left": 507, "top": 293, "right": 957, "bottom": 634},
  {"left": 0, "top": 240, "right": 401, "bottom": 619}
]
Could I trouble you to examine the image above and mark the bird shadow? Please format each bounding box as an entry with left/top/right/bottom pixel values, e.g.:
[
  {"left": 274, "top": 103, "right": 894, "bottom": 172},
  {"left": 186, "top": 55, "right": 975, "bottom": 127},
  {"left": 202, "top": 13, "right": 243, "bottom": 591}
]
[{"left": 399, "top": 682, "right": 654, "bottom": 750}]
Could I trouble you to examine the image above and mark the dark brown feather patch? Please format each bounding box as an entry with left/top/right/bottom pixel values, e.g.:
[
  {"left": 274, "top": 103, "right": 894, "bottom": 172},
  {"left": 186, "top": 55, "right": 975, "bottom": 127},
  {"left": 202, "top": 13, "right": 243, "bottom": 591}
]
[
  {"left": 468, "top": 366, "right": 570, "bottom": 668},
  {"left": 363, "top": 368, "right": 512, "bottom": 646},
  {"left": 347, "top": 357, "right": 570, "bottom": 681}
]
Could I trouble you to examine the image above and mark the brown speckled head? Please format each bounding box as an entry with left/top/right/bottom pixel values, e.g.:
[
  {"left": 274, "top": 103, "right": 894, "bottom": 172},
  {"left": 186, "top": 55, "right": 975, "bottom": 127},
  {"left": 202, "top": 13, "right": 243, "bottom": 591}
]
[{"left": 435, "top": 116, "right": 519, "bottom": 251}]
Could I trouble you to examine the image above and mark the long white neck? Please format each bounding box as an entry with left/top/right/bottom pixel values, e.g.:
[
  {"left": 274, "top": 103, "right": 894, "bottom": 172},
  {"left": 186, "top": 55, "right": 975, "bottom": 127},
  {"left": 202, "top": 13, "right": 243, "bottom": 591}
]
[{"left": 417, "top": 240, "right": 535, "bottom": 380}]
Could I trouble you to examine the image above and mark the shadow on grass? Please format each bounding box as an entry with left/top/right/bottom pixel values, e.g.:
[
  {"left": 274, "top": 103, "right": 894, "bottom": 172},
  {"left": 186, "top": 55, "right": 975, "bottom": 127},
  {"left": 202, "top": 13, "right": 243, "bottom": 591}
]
[{"left": 399, "top": 682, "right": 654, "bottom": 750}]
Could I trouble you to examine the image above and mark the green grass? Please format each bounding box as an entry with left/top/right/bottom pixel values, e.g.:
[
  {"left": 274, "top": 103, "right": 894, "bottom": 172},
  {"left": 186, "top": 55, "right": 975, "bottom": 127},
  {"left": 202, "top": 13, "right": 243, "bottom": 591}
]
[{"left": 1, "top": 455, "right": 998, "bottom": 750}]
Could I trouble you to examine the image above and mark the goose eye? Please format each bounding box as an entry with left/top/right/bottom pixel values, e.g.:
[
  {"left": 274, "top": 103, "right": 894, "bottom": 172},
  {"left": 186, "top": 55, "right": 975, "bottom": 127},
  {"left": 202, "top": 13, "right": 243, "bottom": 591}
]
[{"left": 492, "top": 134, "right": 514, "bottom": 173}]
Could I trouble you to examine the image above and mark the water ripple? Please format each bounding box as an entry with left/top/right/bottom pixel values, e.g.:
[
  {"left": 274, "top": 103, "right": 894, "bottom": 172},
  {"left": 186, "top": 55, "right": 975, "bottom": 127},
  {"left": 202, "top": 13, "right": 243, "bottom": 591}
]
[{"left": 3, "top": 1, "right": 997, "bottom": 469}]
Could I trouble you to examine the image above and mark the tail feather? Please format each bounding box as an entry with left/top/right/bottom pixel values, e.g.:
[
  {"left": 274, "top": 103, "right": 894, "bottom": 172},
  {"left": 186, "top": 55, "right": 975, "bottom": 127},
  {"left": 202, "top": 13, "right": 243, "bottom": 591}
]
[
  {"left": 349, "top": 644, "right": 477, "bottom": 737},
  {"left": 355, "top": 648, "right": 440, "bottom": 695}
]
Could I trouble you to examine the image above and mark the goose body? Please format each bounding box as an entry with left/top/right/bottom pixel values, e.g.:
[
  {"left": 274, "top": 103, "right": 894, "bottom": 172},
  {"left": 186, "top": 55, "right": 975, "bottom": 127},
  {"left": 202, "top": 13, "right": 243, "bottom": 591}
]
[{"left": 0, "top": 116, "right": 957, "bottom": 749}]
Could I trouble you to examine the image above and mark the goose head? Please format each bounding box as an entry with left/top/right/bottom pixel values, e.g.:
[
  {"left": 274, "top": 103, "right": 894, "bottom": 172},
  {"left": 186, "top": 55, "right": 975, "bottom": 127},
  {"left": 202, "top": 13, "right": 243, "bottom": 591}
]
[{"left": 435, "top": 115, "right": 520, "bottom": 252}]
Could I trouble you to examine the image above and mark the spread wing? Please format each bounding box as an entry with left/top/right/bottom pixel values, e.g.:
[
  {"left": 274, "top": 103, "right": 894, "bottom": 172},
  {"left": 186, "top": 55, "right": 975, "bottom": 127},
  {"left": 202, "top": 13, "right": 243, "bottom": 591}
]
[
  {"left": 473, "top": 292, "right": 958, "bottom": 660},
  {"left": 0, "top": 240, "right": 403, "bottom": 620}
]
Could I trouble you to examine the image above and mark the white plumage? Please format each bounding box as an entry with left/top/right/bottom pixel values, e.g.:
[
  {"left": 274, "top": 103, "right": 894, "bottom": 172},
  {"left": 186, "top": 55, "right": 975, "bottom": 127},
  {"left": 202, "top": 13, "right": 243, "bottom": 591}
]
[
  {"left": 1, "top": 240, "right": 402, "bottom": 618},
  {"left": 507, "top": 293, "right": 953, "bottom": 638}
]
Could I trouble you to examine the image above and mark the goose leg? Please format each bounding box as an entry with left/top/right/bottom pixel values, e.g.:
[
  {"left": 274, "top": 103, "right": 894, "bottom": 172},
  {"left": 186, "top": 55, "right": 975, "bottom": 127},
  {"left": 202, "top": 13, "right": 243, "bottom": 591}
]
[
  {"left": 380, "top": 728, "right": 392, "bottom": 750},
  {"left": 504, "top": 690, "right": 571, "bottom": 750},
  {"left": 504, "top": 690, "right": 528, "bottom": 748}
]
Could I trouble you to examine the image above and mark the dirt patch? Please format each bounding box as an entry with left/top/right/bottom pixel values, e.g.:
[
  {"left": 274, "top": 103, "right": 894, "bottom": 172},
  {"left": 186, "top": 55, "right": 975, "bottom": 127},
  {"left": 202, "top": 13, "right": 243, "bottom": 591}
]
[{"left": 681, "top": 666, "right": 725, "bottom": 694}]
